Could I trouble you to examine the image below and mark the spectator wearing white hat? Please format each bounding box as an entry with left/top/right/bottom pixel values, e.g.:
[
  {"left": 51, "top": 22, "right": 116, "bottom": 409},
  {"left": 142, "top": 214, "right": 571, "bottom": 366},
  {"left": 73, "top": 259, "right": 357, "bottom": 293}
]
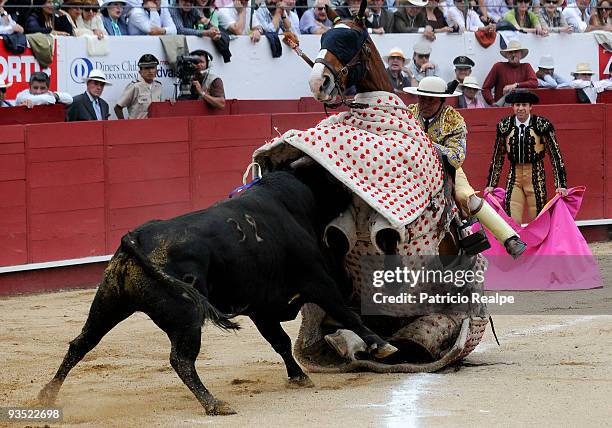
[
  {"left": 458, "top": 76, "right": 487, "bottom": 108},
  {"left": 0, "top": 78, "right": 12, "bottom": 107},
  {"left": 383, "top": 47, "right": 411, "bottom": 92},
  {"left": 482, "top": 40, "right": 538, "bottom": 106},
  {"left": 536, "top": 55, "right": 570, "bottom": 88},
  {"left": 407, "top": 41, "right": 438, "bottom": 86},
  {"left": 67, "top": 69, "right": 112, "bottom": 121},
  {"left": 101, "top": 0, "right": 128, "bottom": 35}
]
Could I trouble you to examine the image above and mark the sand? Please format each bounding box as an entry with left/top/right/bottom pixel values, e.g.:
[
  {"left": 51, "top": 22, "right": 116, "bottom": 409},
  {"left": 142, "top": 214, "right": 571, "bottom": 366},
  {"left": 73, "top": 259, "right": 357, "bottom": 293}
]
[{"left": 1, "top": 242, "right": 611, "bottom": 427}]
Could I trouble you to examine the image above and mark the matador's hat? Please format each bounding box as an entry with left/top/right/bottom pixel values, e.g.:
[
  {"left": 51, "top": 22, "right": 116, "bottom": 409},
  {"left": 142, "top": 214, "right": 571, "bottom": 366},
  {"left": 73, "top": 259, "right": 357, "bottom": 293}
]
[{"left": 506, "top": 89, "right": 539, "bottom": 105}]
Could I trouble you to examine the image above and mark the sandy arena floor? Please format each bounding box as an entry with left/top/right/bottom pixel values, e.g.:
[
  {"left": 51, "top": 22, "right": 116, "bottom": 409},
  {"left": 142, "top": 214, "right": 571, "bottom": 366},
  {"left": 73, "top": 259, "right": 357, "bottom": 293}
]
[{"left": 1, "top": 243, "right": 611, "bottom": 427}]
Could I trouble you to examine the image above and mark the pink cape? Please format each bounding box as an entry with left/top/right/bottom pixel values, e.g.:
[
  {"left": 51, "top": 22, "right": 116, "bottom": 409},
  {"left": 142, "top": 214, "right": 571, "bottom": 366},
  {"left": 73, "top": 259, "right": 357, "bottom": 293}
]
[{"left": 482, "top": 186, "right": 602, "bottom": 291}]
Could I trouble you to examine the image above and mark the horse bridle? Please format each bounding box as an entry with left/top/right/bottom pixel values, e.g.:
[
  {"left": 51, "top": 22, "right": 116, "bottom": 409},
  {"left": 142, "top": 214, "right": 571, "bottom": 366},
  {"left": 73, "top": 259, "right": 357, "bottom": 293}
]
[{"left": 314, "top": 32, "right": 371, "bottom": 110}]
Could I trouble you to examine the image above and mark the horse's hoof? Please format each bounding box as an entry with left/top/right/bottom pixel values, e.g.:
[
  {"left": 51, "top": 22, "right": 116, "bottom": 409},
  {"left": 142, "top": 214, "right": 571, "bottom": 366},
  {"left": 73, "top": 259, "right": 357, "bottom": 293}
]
[
  {"left": 38, "top": 381, "right": 60, "bottom": 405},
  {"left": 373, "top": 343, "right": 398, "bottom": 359},
  {"left": 205, "top": 400, "right": 237, "bottom": 416},
  {"left": 287, "top": 375, "right": 315, "bottom": 388}
]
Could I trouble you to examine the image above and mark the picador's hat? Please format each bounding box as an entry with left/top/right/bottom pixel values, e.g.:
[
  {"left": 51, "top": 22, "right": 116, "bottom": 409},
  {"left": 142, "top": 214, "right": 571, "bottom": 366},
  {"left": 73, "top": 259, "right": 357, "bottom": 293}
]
[
  {"left": 506, "top": 89, "right": 539, "bottom": 105},
  {"left": 138, "top": 54, "right": 160, "bottom": 68},
  {"left": 453, "top": 56, "right": 474, "bottom": 69}
]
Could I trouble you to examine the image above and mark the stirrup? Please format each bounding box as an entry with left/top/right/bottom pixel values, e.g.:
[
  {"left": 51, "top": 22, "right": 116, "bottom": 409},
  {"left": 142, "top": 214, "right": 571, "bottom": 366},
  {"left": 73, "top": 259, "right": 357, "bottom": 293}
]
[
  {"left": 456, "top": 217, "right": 491, "bottom": 256},
  {"left": 504, "top": 236, "right": 527, "bottom": 260}
]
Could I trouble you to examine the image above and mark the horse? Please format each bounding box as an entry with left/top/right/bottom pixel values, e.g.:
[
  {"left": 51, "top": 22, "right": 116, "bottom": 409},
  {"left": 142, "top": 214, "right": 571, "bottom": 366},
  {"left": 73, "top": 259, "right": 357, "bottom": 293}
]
[{"left": 272, "top": 1, "right": 492, "bottom": 371}]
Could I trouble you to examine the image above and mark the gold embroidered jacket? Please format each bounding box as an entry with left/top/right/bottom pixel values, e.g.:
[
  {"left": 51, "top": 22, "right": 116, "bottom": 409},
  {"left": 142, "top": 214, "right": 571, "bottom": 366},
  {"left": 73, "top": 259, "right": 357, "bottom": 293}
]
[
  {"left": 407, "top": 104, "right": 467, "bottom": 169},
  {"left": 487, "top": 115, "right": 567, "bottom": 189}
]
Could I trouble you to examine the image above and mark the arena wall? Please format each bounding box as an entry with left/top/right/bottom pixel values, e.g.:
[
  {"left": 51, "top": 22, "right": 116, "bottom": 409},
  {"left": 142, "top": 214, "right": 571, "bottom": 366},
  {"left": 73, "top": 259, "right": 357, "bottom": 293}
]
[{"left": 0, "top": 103, "right": 610, "bottom": 294}]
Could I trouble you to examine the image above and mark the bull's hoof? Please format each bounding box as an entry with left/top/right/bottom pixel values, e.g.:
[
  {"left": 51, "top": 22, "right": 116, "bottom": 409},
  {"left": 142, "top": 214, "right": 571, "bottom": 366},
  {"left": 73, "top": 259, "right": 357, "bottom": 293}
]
[
  {"left": 372, "top": 343, "right": 398, "bottom": 359},
  {"left": 287, "top": 374, "right": 314, "bottom": 388},
  {"left": 38, "top": 380, "right": 60, "bottom": 406},
  {"left": 204, "top": 399, "right": 237, "bottom": 416}
]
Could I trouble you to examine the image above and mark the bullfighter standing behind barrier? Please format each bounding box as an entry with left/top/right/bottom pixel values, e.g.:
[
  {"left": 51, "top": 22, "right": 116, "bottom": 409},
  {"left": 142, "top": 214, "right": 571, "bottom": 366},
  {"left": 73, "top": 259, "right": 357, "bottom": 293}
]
[
  {"left": 485, "top": 89, "right": 567, "bottom": 223},
  {"left": 405, "top": 77, "right": 526, "bottom": 258}
]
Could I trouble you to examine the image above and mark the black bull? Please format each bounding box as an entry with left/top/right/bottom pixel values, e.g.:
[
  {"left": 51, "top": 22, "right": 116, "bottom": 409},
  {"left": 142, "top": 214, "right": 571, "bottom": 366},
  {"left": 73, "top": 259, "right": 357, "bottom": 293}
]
[{"left": 39, "top": 164, "right": 399, "bottom": 416}]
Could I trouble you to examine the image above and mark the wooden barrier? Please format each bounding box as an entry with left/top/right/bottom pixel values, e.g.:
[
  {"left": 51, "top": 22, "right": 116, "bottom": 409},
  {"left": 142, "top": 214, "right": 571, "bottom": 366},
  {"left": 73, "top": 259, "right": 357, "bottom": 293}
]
[
  {"left": 0, "top": 104, "right": 66, "bottom": 125},
  {"left": 0, "top": 104, "right": 610, "bottom": 272}
]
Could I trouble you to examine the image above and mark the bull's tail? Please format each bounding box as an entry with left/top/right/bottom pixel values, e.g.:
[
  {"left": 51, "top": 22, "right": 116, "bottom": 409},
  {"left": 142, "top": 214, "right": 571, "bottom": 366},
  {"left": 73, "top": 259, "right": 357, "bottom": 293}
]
[{"left": 120, "top": 232, "right": 240, "bottom": 331}]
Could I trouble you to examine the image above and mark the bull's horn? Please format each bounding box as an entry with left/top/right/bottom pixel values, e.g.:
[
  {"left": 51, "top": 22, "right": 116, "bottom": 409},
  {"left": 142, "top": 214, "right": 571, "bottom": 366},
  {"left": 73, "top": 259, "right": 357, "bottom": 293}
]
[{"left": 290, "top": 156, "right": 316, "bottom": 169}]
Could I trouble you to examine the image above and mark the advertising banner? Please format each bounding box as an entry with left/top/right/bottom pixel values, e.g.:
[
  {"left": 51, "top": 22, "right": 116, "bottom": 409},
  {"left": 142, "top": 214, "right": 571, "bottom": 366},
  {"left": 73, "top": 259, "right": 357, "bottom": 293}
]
[
  {"left": 599, "top": 45, "right": 612, "bottom": 79},
  {"left": 0, "top": 40, "right": 57, "bottom": 100}
]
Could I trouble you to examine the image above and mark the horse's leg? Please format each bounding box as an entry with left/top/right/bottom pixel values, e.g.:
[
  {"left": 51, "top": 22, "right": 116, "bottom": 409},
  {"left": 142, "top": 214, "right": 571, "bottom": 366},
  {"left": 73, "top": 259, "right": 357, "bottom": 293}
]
[
  {"left": 250, "top": 315, "right": 313, "bottom": 388},
  {"left": 144, "top": 287, "right": 236, "bottom": 416},
  {"left": 300, "top": 272, "right": 397, "bottom": 358},
  {"left": 39, "top": 283, "right": 134, "bottom": 405}
]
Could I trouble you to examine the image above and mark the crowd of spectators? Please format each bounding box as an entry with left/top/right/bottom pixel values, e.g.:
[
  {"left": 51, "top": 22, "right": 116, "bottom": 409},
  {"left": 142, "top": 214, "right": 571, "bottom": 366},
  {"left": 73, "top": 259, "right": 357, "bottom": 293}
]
[
  {"left": 0, "top": 0, "right": 610, "bottom": 115},
  {"left": 0, "top": 0, "right": 610, "bottom": 39}
]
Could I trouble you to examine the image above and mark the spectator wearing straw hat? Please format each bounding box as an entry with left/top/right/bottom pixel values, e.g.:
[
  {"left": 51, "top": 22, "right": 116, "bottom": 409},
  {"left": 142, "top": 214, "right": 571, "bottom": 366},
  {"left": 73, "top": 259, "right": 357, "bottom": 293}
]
[
  {"left": 67, "top": 69, "right": 112, "bottom": 121},
  {"left": 383, "top": 47, "right": 410, "bottom": 92},
  {"left": 447, "top": 55, "right": 474, "bottom": 94},
  {"left": 536, "top": 55, "right": 570, "bottom": 88},
  {"left": 407, "top": 40, "right": 438, "bottom": 86},
  {"left": 0, "top": 78, "right": 12, "bottom": 107},
  {"left": 101, "top": 0, "right": 128, "bottom": 35},
  {"left": 570, "top": 62, "right": 598, "bottom": 103},
  {"left": 458, "top": 76, "right": 486, "bottom": 108},
  {"left": 405, "top": 77, "right": 526, "bottom": 257},
  {"left": 482, "top": 40, "right": 538, "bottom": 106}
]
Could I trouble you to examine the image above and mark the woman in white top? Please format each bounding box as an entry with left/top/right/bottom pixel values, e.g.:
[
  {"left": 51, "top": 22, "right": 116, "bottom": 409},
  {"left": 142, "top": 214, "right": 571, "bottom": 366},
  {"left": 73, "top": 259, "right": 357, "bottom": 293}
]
[
  {"left": 76, "top": 0, "right": 108, "bottom": 38},
  {"left": 446, "top": 0, "right": 496, "bottom": 31}
]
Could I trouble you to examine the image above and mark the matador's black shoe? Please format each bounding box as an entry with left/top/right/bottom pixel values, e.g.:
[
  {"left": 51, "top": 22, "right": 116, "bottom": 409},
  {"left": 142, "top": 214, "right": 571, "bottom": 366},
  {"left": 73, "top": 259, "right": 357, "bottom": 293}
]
[{"left": 504, "top": 236, "right": 527, "bottom": 259}]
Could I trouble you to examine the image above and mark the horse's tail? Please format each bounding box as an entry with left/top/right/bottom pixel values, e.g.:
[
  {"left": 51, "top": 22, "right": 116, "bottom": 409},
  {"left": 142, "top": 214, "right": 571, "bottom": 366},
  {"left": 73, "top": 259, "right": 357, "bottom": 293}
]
[{"left": 120, "top": 232, "right": 240, "bottom": 331}]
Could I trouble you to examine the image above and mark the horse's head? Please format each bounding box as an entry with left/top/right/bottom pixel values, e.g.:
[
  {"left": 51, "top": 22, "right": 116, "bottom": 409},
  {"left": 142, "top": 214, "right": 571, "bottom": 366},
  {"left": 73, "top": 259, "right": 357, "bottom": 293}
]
[{"left": 308, "top": 0, "right": 392, "bottom": 102}]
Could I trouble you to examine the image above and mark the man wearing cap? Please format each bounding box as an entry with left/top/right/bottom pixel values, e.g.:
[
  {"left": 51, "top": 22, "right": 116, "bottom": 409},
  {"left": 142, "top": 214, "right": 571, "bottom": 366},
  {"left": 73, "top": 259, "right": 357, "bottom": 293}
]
[
  {"left": 114, "top": 54, "right": 163, "bottom": 119},
  {"left": 0, "top": 78, "right": 12, "bottom": 107},
  {"left": 536, "top": 55, "right": 570, "bottom": 89},
  {"left": 383, "top": 47, "right": 410, "bottom": 92},
  {"left": 458, "top": 76, "right": 486, "bottom": 108},
  {"left": 481, "top": 40, "right": 538, "bottom": 106},
  {"left": 446, "top": 55, "right": 474, "bottom": 94},
  {"left": 407, "top": 41, "right": 437, "bottom": 86},
  {"left": 486, "top": 90, "right": 567, "bottom": 223},
  {"left": 67, "top": 69, "right": 111, "bottom": 121},
  {"left": 405, "top": 76, "right": 526, "bottom": 257},
  {"left": 101, "top": 0, "right": 128, "bottom": 36}
]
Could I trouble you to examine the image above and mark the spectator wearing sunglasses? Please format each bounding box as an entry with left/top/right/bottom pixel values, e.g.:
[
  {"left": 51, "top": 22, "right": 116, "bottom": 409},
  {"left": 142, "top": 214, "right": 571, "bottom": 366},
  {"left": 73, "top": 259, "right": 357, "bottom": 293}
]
[
  {"left": 77, "top": 0, "right": 108, "bottom": 38},
  {"left": 539, "top": 0, "right": 572, "bottom": 32},
  {"left": 589, "top": 0, "right": 612, "bottom": 29},
  {"left": 562, "top": 0, "right": 592, "bottom": 32},
  {"left": 101, "top": 0, "right": 128, "bottom": 35},
  {"left": 299, "top": 0, "right": 332, "bottom": 34},
  {"left": 502, "top": 0, "right": 546, "bottom": 34},
  {"left": 0, "top": 78, "right": 12, "bottom": 107},
  {"left": 407, "top": 41, "right": 438, "bottom": 86}
]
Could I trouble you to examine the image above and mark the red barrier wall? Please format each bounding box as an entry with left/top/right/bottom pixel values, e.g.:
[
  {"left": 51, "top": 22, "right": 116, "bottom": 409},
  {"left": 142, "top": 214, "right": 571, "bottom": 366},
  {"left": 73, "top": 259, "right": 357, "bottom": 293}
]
[{"left": 0, "top": 104, "right": 610, "bottom": 269}]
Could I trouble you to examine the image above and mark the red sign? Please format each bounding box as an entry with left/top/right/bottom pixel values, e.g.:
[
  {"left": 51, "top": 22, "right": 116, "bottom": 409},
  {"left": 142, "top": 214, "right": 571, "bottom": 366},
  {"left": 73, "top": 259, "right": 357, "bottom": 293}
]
[
  {"left": 0, "top": 39, "right": 58, "bottom": 100},
  {"left": 599, "top": 45, "right": 612, "bottom": 79}
]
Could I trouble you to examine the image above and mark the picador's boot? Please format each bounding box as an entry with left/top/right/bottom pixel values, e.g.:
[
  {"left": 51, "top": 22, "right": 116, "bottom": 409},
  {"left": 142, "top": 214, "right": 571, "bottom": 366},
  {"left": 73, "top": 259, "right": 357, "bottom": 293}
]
[{"left": 467, "top": 195, "right": 526, "bottom": 259}]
